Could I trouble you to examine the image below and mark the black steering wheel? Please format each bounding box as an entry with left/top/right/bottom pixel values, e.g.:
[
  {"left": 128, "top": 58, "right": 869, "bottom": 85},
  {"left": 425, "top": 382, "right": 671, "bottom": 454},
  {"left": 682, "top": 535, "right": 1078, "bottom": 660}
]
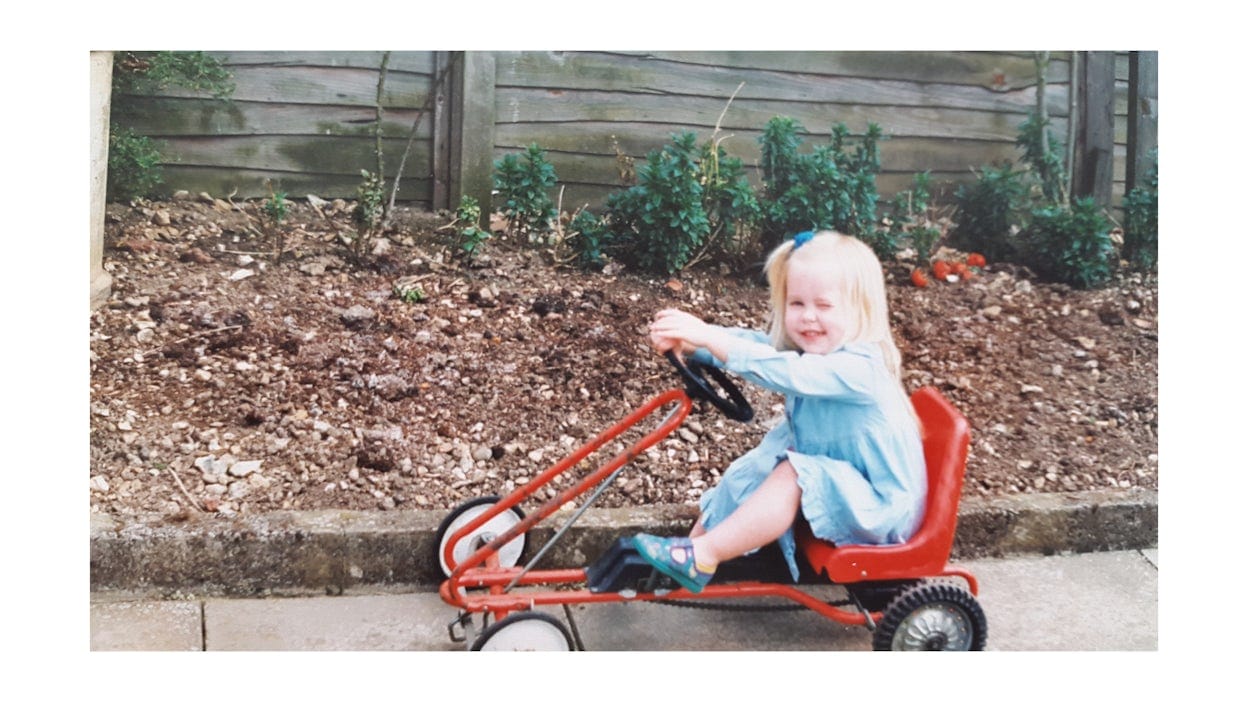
[{"left": 664, "top": 350, "right": 753, "bottom": 422}]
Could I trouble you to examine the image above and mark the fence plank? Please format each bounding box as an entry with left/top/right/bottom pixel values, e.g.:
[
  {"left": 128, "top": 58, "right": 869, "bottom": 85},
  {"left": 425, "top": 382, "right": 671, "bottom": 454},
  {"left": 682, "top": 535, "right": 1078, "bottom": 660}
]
[
  {"left": 495, "top": 88, "right": 1066, "bottom": 143},
  {"left": 1127, "top": 51, "right": 1159, "bottom": 191},
  {"left": 1073, "top": 51, "right": 1117, "bottom": 206},
  {"left": 160, "top": 165, "right": 431, "bottom": 203},
  {"left": 114, "top": 97, "right": 432, "bottom": 138},
  {"left": 498, "top": 51, "right": 1070, "bottom": 93}
]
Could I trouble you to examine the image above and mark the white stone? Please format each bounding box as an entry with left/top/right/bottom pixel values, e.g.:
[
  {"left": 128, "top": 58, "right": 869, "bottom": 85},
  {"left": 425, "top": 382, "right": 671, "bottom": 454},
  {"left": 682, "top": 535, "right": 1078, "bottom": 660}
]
[{"left": 228, "top": 460, "right": 263, "bottom": 478}]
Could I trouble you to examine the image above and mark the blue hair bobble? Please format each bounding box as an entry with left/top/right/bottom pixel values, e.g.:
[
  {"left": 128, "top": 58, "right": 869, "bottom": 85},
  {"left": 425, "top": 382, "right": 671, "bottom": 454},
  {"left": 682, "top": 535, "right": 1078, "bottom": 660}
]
[{"left": 792, "top": 230, "right": 814, "bottom": 249}]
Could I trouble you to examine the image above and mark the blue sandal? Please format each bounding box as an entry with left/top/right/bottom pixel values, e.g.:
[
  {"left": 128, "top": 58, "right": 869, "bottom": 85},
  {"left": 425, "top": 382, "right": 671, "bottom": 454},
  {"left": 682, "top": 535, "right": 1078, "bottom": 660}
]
[{"left": 632, "top": 533, "right": 716, "bottom": 593}]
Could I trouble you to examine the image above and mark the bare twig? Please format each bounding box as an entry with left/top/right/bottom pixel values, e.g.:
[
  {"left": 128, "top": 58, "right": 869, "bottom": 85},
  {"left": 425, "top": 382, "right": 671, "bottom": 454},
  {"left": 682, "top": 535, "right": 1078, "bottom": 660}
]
[
  {"left": 683, "top": 83, "right": 745, "bottom": 272},
  {"left": 217, "top": 249, "right": 275, "bottom": 256},
  {"left": 165, "top": 464, "right": 204, "bottom": 512},
  {"left": 713, "top": 81, "right": 745, "bottom": 135},
  {"left": 375, "top": 51, "right": 391, "bottom": 185},
  {"left": 176, "top": 324, "right": 246, "bottom": 343}
]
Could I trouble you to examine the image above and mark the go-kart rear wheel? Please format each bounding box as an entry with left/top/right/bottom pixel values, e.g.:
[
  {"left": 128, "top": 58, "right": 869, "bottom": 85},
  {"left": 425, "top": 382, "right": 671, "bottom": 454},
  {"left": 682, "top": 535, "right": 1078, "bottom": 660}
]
[
  {"left": 434, "top": 496, "right": 527, "bottom": 577},
  {"left": 872, "top": 581, "right": 987, "bottom": 651},
  {"left": 470, "top": 612, "right": 575, "bottom": 651}
]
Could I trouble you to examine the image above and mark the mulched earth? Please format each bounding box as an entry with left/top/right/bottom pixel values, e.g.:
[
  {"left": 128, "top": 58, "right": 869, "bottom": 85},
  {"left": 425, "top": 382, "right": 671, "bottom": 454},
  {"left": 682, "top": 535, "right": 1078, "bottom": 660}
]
[{"left": 89, "top": 196, "right": 1158, "bottom": 519}]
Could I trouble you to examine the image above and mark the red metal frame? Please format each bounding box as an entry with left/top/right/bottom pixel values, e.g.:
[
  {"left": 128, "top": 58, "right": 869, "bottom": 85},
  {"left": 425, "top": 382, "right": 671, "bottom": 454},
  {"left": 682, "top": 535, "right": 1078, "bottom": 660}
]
[{"left": 439, "top": 383, "right": 976, "bottom": 629}]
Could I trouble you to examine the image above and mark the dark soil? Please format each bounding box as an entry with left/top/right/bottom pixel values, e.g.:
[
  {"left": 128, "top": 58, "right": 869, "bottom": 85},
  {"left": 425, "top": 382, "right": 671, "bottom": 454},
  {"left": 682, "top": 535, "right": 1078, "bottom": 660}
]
[{"left": 89, "top": 196, "right": 1158, "bottom": 519}]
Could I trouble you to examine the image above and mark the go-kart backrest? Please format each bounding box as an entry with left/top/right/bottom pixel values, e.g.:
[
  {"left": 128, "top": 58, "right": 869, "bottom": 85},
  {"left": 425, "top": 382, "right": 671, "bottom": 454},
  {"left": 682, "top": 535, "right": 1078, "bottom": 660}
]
[{"left": 797, "top": 386, "right": 971, "bottom": 583}]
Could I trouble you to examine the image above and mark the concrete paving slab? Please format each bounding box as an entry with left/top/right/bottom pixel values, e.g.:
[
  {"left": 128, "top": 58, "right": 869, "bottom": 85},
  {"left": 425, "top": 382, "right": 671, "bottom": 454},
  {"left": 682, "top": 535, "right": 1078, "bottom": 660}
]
[
  {"left": 91, "top": 600, "right": 202, "bottom": 651},
  {"left": 204, "top": 592, "right": 458, "bottom": 651},
  {"left": 960, "top": 549, "right": 1157, "bottom": 650},
  {"left": 563, "top": 587, "right": 871, "bottom": 651},
  {"left": 91, "top": 549, "right": 1158, "bottom": 652}
]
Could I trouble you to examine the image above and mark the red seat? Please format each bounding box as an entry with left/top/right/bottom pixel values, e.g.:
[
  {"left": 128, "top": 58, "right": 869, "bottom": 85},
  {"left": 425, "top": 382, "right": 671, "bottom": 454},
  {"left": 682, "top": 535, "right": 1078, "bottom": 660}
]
[{"left": 796, "top": 386, "right": 971, "bottom": 583}]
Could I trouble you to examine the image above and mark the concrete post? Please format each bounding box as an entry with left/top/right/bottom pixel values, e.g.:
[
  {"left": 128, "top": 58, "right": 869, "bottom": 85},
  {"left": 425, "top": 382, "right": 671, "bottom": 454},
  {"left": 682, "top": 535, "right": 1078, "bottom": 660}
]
[{"left": 90, "top": 51, "right": 113, "bottom": 310}]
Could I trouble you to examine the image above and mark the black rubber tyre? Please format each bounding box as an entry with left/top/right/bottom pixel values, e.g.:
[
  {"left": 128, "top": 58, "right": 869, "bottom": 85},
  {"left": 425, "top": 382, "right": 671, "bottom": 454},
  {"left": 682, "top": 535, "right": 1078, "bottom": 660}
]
[
  {"left": 872, "top": 581, "right": 988, "bottom": 651},
  {"left": 470, "top": 611, "right": 575, "bottom": 651},
  {"left": 433, "top": 495, "right": 527, "bottom": 577}
]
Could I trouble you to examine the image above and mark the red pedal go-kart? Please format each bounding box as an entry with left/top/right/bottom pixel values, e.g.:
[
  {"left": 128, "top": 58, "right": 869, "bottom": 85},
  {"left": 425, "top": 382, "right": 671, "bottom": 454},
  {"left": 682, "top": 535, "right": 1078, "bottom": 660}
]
[{"left": 434, "top": 352, "right": 987, "bottom": 651}]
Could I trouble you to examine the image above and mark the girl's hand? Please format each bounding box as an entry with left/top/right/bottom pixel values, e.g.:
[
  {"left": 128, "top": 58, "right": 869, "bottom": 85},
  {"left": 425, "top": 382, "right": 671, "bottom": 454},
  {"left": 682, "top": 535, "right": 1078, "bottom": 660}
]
[{"left": 648, "top": 308, "right": 714, "bottom": 357}]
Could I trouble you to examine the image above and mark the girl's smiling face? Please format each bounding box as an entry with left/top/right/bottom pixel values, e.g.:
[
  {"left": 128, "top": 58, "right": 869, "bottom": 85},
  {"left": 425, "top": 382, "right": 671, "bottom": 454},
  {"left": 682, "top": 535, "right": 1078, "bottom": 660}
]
[{"left": 783, "top": 256, "right": 852, "bottom": 354}]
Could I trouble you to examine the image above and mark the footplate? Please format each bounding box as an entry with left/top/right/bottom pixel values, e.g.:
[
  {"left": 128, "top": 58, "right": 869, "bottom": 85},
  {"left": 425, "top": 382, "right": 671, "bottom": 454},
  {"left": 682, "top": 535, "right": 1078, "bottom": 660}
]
[{"left": 585, "top": 537, "right": 675, "bottom": 594}]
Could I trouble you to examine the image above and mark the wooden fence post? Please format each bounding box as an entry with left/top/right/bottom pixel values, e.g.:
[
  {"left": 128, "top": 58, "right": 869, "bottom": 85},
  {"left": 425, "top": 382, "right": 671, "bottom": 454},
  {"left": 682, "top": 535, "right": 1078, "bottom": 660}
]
[
  {"left": 1127, "top": 51, "right": 1159, "bottom": 192},
  {"left": 1071, "top": 51, "right": 1116, "bottom": 208},
  {"left": 90, "top": 51, "right": 113, "bottom": 310},
  {"left": 447, "top": 52, "right": 496, "bottom": 222}
]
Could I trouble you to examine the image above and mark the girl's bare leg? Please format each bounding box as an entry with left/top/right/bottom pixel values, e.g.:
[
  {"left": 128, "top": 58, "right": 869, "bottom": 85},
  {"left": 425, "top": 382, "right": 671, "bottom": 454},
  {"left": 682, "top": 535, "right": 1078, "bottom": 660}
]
[{"left": 689, "top": 461, "right": 801, "bottom": 569}]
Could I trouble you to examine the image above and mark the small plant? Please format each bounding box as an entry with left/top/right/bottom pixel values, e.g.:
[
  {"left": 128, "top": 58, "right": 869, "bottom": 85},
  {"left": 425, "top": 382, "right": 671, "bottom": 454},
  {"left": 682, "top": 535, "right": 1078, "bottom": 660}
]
[
  {"left": 566, "top": 209, "right": 612, "bottom": 269},
  {"left": 393, "top": 273, "right": 427, "bottom": 303},
  {"left": 757, "top": 117, "right": 884, "bottom": 250},
  {"left": 494, "top": 144, "right": 558, "bottom": 244},
  {"left": 873, "top": 171, "right": 938, "bottom": 263},
  {"left": 1023, "top": 197, "right": 1115, "bottom": 289},
  {"left": 1122, "top": 151, "right": 1158, "bottom": 272},
  {"left": 352, "top": 169, "right": 385, "bottom": 262},
  {"left": 696, "top": 137, "right": 761, "bottom": 265},
  {"left": 261, "top": 185, "right": 289, "bottom": 260},
  {"left": 395, "top": 283, "right": 426, "bottom": 304},
  {"left": 452, "top": 195, "right": 491, "bottom": 261},
  {"left": 107, "top": 128, "right": 165, "bottom": 201}
]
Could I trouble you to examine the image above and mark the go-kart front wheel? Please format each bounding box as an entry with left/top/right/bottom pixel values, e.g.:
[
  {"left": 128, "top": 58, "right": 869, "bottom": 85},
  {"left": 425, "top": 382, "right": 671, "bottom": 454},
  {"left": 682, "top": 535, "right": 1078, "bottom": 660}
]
[
  {"left": 872, "top": 581, "right": 988, "bottom": 651},
  {"left": 470, "top": 612, "right": 575, "bottom": 651},
  {"left": 434, "top": 496, "right": 527, "bottom": 577}
]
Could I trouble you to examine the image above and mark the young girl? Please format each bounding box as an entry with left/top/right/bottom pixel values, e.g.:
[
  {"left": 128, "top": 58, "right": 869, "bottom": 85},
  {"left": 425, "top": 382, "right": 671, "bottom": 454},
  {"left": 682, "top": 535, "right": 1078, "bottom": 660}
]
[{"left": 635, "top": 230, "right": 926, "bottom": 592}]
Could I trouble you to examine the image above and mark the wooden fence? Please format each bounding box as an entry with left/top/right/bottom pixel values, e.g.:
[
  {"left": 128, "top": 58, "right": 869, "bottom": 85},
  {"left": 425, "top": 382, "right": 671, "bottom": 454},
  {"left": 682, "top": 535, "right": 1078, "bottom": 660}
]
[{"left": 110, "top": 50, "right": 1158, "bottom": 218}]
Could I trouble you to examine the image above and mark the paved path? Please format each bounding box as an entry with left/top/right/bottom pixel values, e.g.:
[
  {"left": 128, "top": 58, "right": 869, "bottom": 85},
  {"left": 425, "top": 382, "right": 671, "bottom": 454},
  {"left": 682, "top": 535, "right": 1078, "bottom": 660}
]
[{"left": 91, "top": 548, "right": 1157, "bottom": 651}]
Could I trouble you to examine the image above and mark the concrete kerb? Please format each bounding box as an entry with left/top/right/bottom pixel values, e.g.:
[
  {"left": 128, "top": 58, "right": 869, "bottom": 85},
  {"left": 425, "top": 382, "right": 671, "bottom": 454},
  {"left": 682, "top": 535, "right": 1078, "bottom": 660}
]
[{"left": 90, "top": 489, "right": 1156, "bottom": 597}]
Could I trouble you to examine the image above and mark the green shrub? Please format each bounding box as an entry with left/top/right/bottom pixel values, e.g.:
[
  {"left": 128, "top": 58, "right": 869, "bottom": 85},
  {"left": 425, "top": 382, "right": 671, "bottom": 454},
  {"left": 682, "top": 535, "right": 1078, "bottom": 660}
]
[
  {"left": 951, "top": 163, "right": 1029, "bottom": 262},
  {"left": 494, "top": 144, "right": 558, "bottom": 243},
  {"left": 602, "top": 130, "right": 758, "bottom": 274},
  {"left": 1023, "top": 197, "right": 1115, "bottom": 289},
  {"left": 1122, "top": 152, "right": 1158, "bottom": 272},
  {"left": 757, "top": 117, "right": 883, "bottom": 250},
  {"left": 1016, "top": 111, "right": 1067, "bottom": 204},
  {"left": 605, "top": 132, "right": 710, "bottom": 274},
  {"left": 107, "top": 128, "right": 165, "bottom": 202},
  {"left": 113, "top": 51, "right": 234, "bottom": 99}
]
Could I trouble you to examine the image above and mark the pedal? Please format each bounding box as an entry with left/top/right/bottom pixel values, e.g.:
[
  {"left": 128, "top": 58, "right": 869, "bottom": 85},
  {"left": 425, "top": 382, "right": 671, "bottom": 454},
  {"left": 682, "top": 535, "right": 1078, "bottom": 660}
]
[{"left": 585, "top": 537, "right": 675, "bottom": 594}]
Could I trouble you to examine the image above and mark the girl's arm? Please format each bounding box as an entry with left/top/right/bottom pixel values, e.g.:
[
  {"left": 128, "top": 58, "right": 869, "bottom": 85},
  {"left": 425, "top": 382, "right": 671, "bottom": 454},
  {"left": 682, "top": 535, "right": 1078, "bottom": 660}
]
[
  {"left": 648, "top": 308, "right": 877, "bottom": 401},
  {"left": 725, "top": 341, "right": 878, "bottom": 401},
  {"left": 648, "top": 309, "right": 765, "bottom": 365}
]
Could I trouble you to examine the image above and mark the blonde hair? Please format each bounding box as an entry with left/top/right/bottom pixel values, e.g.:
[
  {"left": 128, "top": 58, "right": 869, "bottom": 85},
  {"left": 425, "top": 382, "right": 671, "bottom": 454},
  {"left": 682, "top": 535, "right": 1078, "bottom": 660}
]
[{"left": 764, "top": 231, "right": 905, "bottom": 381}]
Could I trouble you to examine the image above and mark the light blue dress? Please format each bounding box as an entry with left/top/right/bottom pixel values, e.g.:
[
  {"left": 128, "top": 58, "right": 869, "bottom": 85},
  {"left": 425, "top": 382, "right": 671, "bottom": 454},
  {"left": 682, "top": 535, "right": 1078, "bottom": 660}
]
[{"left": 692, "top": 328, "right": 927, "bottom": 581}]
